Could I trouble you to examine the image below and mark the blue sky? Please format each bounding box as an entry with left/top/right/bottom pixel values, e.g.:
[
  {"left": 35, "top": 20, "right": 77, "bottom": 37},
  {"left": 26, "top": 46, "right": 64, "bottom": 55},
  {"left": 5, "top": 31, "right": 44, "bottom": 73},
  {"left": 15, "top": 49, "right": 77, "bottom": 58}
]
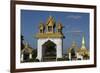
[{"left": 21, "top": 10, "right": 90, "bottom": 54}]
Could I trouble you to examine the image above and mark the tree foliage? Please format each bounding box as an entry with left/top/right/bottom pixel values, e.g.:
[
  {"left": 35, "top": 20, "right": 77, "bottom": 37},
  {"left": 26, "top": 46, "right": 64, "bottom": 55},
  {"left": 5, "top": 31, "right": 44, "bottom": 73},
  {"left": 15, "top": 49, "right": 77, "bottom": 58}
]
[{"left": 21, "top": 35, "right": 24, "bottom": 50}]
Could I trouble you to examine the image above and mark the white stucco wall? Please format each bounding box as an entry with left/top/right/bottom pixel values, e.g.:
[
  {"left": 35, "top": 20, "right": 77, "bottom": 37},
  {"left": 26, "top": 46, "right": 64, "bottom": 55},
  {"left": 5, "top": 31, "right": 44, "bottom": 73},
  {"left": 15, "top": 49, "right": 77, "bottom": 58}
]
[{"left": 36, "top": 38, "right": 63, "bottom": 61}]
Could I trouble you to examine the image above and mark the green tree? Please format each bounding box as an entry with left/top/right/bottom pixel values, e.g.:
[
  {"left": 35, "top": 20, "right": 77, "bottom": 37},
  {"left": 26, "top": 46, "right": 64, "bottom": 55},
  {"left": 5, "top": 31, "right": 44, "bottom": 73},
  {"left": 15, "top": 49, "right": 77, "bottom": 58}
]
[
  {"left": 21, "top": 35, "right": 24, "bottom": 50},
  {"left": 32, "top": 49, "right": 37, "bottom": 60}
]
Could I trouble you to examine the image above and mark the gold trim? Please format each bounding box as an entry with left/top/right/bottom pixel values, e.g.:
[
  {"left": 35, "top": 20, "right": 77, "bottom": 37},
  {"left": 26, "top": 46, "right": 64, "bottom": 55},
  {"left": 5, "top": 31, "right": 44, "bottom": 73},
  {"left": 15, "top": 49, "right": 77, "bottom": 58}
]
[{"left": 35, "top": 33, "right": 64, "bottom": 38}]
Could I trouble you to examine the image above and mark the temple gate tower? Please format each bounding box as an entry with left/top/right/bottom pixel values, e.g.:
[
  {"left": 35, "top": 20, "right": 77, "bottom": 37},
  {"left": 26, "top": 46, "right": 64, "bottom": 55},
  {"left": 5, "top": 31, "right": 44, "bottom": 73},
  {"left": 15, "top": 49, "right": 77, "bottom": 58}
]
[{"left": 35, "top": 16, "right": 64, "bottom": 61}]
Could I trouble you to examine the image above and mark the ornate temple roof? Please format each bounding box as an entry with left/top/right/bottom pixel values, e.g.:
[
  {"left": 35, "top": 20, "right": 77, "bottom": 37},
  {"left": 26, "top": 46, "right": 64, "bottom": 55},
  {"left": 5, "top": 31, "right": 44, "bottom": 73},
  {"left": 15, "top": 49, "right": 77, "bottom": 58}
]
[
  {"left": 67, "top": 35, "right": 89, "bottom": 57},
  {"left": 77, "top": 34, "right": 89, "bottom": 56},
  {"left": 77, "top": 48, "right": 89, "bottom": 56},
  {"left": 21, "top": 42, "right": 33, "bottom": 54},
  {"left": 67, "top": 41, "right": 77, "bottom": 53},
  {"left": 35, "top": 16, "right": 64, "bottom": 38}
]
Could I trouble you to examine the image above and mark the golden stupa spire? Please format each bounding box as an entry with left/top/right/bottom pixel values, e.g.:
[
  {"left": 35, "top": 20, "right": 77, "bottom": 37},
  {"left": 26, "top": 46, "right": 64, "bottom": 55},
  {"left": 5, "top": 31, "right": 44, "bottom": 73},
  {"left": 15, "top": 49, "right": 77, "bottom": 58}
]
[{"left": 81, "top": 33, "right": 86, "bottom": 49}]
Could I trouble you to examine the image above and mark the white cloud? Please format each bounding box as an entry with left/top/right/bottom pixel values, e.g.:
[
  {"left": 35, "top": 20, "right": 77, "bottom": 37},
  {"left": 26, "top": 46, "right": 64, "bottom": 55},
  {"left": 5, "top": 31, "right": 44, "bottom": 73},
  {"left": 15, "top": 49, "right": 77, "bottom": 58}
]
[
  {"left": 65, "top": 30, "right": 83, "bottom": 34},
  {"left": 67, "top": 15, "right": 82, "bottom": 19}
]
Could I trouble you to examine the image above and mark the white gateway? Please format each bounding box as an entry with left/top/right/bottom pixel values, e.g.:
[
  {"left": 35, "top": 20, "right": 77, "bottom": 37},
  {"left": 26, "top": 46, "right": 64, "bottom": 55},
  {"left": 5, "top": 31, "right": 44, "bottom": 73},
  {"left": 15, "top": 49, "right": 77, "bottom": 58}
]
[{"left": 35, "top": 16, "right": 64, "bottom": 61}]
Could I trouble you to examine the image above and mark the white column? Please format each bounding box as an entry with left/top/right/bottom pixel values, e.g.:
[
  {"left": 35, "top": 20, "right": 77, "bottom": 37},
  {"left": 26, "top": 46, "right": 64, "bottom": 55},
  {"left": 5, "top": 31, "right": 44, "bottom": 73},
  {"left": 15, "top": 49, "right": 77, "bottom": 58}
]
[
  {"left": 21, "top": 54, "right": 24, "bottom": 62},
  {"left": 36, "top": 39, "right": 42, "bottom": 61},
  {"left": 69, "top": 53, "right": 71, "bottom": 60},
  {"left": 76, "top": 53, "right": 79, "bottom": 59},
  {"left": 29, "top": 53, "right": 32, "bottom": 59},
  {"left": 81, "top": 56, "right": 83, "bottom": 60},
  {"left": 56, "top": 39, "right": 62, "bottom": 58}
]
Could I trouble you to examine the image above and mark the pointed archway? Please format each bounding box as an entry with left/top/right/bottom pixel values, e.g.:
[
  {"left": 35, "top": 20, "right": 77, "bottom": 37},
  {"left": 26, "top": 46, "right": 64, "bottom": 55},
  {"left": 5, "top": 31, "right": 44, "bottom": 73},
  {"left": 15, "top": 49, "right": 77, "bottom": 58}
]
[{"left": 42, "top": 40, "right": 56, "bottom": 61}]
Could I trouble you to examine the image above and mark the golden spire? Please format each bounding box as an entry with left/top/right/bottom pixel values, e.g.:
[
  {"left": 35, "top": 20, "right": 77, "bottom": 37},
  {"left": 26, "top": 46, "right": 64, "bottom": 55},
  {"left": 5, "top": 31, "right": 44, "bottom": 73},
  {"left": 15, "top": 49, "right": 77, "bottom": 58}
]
[
  {"left": 46, "top": 16, "right": 55, "bottom": 33},
  {"left": 57, "top": 22, "right": 63, "bottom": 33},
  {"left": 36, "top": 16, "right": 64, "bottom": 38},
  {"left": 46, "top": 16, "right": 55, "bottom": 26},
  {"left": 39, "top": 22, "right": 44, "bottom": 33},
  {"left": 81, "top": 33, "right": 86, "bottom": 49}
]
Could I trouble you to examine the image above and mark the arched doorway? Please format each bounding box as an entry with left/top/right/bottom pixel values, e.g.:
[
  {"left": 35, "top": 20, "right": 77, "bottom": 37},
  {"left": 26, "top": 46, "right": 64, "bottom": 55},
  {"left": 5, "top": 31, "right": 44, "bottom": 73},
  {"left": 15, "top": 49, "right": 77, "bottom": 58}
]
[
  {"left": 71, "top": 48, "right": 76, "bottom": 60},
  {"left": 23, "top": 52, "right": 29, "bottom": 62},
  {"left": 42, "top": 40, "right": 56, "bottom": 61}
]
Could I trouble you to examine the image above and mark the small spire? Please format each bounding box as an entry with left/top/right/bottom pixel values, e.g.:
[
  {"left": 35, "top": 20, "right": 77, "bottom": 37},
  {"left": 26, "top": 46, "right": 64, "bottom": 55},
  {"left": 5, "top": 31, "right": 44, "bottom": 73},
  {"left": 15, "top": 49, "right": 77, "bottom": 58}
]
[
  {"left": 39, "top": 22, "right": 45, "bottom": 33},
  {"left": 72, "top": 41, "right": 77, "bottom": 48},
  {"left": 24, "top": 42, "right": 28, "bottom": 48},
  {"left": 57, "top": 22, "right": 63, "bottom": 29},
  {"left": 39, "top": 22, "right": 44, "bottom": 28},
  {"left": 57, "top": 22, "right": 63, "bottom": 33}
]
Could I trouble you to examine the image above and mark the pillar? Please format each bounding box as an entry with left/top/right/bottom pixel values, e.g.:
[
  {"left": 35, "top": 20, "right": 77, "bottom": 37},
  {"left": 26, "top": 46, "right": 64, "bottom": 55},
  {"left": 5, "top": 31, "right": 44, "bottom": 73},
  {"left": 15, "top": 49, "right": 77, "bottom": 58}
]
[
  {"left": 36, "top": 39, "right": 42, "bottom": 61},
  {"left": 29, "top": 53, "right": 32, "bottom": 59},
  {"left": 21, "top": 54, "right": 24, "bottom": 62},
  {"left": 69, "top": 53, "right": 71, "bottom": 60},
  {"left": 56, "top": 39, "right": 62, "bottom": 58}
]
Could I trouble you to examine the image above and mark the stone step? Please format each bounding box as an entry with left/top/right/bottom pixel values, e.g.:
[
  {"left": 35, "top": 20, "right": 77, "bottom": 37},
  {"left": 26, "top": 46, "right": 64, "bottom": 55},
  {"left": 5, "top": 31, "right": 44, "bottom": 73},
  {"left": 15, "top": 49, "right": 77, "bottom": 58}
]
[{"left": 43, "top": 56, "right": 56, "bottom": 61}]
